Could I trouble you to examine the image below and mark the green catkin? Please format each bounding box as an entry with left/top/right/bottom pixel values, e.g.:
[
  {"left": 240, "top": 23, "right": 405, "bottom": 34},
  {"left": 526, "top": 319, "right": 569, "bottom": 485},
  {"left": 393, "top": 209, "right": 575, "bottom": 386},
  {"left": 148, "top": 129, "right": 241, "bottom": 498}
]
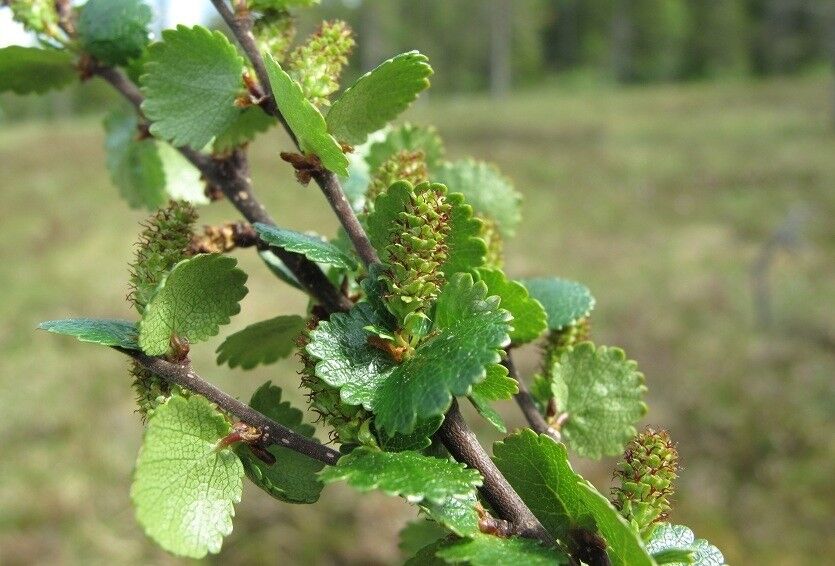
[
  {"left": 380, "top": 182, "right": 452, "bottom": 324},
  {"left": 365, "top": 150, "right": 429, "bottom": 211},
  {"left": 541, "top": 317, "right": 591, "bottom": 379},
  {"left": 479, "top": 217, "right": 504, "bottom": 269},
  {"left": 612, "top": 427, "right": 680, "bottom": 535},
  {"left": 252, "top": 8, "right": 296, "bottom": 63},
  {"left": 297, "top": 320, "right": 374, "bottom": 447},
  {"left": 128, "top": 201, "right": 197, "bottom": 417},
  {"left": 287, "top": 20, "right": 355, "bottom": 107}
]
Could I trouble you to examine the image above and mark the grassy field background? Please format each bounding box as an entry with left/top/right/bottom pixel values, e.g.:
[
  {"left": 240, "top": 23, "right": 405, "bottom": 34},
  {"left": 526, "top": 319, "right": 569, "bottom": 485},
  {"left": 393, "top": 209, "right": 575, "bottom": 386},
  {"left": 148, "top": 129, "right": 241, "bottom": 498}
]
[{"left": 1, "top": 75, "right": 833, "bottom": 564}]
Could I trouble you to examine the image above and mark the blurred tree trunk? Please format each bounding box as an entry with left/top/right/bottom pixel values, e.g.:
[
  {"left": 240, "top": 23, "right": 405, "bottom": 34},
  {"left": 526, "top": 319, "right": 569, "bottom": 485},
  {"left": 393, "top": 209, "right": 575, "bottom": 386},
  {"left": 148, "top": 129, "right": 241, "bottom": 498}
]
[
  {"left": 489, "top": 0, "right": 511, "bottom": 98},
  {"left": 611, "top": 0, "right": 634, "bottom": 83}
]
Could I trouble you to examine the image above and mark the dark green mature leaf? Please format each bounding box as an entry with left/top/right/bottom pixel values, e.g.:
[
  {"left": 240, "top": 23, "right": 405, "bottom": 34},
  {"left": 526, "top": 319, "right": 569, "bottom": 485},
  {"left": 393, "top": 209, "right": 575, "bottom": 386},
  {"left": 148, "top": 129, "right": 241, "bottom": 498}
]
[
  {"left": 0, "top": 46, "right": 75, "bottom": 94},
  {"left": 477, "top": 268, "right": 547, "bottom": 344},
  {"left": 254, "top": 223, "right": 357, "bottom": 270},
  {"left": 405, "top": 540, "right": 448, "bottom": 566},
  {"left": 377, "top": 415, "right": 444, "bottom": 452},
  {"left": 38, "top": 318, "right": 139, "bottom": 349},
  {"left": 374, "top": 274, "right": 510, "bottom": 435},
  {"left": 216, "top": 315, "right": 305, "bottom": 369},
  {"left": 138, "top": 254, "right": 248, "bottom": 356},
  {"left": 646, "top": 523, "right": 725, "bottom": 566},
  {"left": 104, "top": 110, "right": 167, "bottom": 209},
  {"left": 493, "top": 430, "right": 653, "bottom": 566},
  {"left": 435, "top": 159, "right": 522, "bottom": 237},
  {"left": 366, "top": 123, "right": 445, "bottom": 171},
  {"left": 327, "top": 51, "right": 433, "bottom": 145},
  {"left": 212, "top": 106, "right": 276, "bottom": 153},
  {"left": 422, "top": 493, "right": 480, "bottom": 537},
  {"left": 522, "top": 277, "right": 595, "bottom": 331},
  {"left": 399, "top": 520, "right": 449, "bottom": 556},
  {"left": 469, "top": 364, "right": 517, "bottom": 432},
  {"left": 262, "top": 52, "right": 349, "bottom": 176},
  {"left": 142, "top": 25, "right": 245, "bottom": 149},
  {"left": 235, "top": 382, "right": 325, "bottom": 503},
  {"left": 131, "top": 394, "right": 243, "bottom": 558},
  {"left": 437, "top": 534, "right": 569, "bottom": 565},
  {"left": 551, "top": 342, "right": 647, "bottom": 458},
  {"left": 320, "top": 447, "right": 482, "bottom": 504},
  {"left": 306, "top": 302, "right": 395, "bottom": 409},
  {"left": 78, "top": 0, "right": 152, "bottom": 66}
]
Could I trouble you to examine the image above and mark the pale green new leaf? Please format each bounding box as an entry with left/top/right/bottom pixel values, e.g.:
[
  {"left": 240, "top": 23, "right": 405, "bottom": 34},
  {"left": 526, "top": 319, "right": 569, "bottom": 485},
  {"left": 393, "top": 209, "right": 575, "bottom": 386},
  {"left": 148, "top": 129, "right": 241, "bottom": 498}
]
[
  {"left": 235, "top": 382, "right": 325, "bottom": 503},
  {"left": 216, "top": 315, "right": 305, "bottom": 369},
  {"left": 131, "top": 395, "right": 243, "bottom": 558},
  {"left": 0, "top": 46, "right": 75, "bottom": 94},
  {"left": 104, "top": 110, "right": 167, "bottom": 209},
  {"left": 551, "top": 342, "right": 647, "bottom": 458},
  {"left": 522, "top": 277, "right": 595, "bottom": 331},
  {"left": 77, "top": 0, "right": 151, "bottom": 66},
  {"left": 320, "top": 447, "right": 482, "bottom": 504},
  {"left": 469, "top": 363, "right": 517, "bottom": 432},
  {"left": 327, "top": 51, "right": 433, "bottom": 145},
  {"left": 142, "top": 25, "right": 245, "bottom": 149},
  {"left": 213, "top": 106, "right": 276, "bottom": 153},
  {"left": 156, "top": 142, "right": 210, "bottom": 204},
  {"left": 646, "top": 523, "right": 725, "bottom": 566},
  {"left": 477, "top": 268, "right": 547, "bottom": 343},
  {"left": 262, "top": 52, "right": 348, "bottom": 176},
  {"left": 492, "top": 430, "right": 653, "bottom": 566},
  {"left": 374, "top": 273, "right": 510, "bottom": 435},
  {"left": 435, "top": 159, "right": 521, "bottom": 237},
  {"left": 421, "top": 492, "right": 480, "bottom": 537},
  {"left": 437, "top": 534, "right": 569, "bottom": 565},
  {"left": 38, "top": 318, "right": 139, "bottom": 350},
  {"left": 138, "top": 254, "right": 248, "bottom": 355},
  {"left": 254, "top": 223, "right": 357, "bottom": 270},
  {"left": 366, "top": 123, "right": 445, "bottom": 171}
]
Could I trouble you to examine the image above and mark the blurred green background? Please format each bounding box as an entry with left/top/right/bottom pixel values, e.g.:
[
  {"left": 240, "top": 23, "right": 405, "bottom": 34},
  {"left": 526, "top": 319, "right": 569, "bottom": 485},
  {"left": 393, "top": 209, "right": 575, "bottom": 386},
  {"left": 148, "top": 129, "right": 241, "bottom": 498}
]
[{"left": 1, "top": 1, "right": 834, "bottom": 564}]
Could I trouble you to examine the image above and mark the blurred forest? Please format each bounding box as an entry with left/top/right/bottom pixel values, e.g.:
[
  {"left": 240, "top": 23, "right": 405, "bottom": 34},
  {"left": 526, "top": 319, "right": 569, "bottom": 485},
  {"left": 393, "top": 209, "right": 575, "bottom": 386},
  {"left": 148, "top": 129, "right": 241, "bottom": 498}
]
[{"left": 1, "top": 1, "right": 834, "bottom": 565}]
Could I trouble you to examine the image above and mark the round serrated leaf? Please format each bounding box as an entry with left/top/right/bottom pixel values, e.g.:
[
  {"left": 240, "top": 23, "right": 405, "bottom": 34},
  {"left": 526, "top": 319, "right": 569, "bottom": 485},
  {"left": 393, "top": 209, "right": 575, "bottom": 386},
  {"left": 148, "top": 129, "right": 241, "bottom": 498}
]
[
  {"left": 131, "top": 395, "right": 243, "bottom": 558},
  {"left": 78, "top": 0, "right": 152, "bottom": 66},
  {"left": 38, "top": 318, "right": 139, "bottom": 349},
  {"left": 435, "top": 159, "right": 522, "bottom": 237},
  {"left": 327, "top": 51, "right": 433, "bottom": 145},
  {"left": 138, "top": 254, "right": 248, "bottom": 356},
  {"left": 522, "top": 277, "right": 595, "bottom": 331},
  {"left": 235, "top": 382, "right": 325, "bottom": 503},
  {"left": 0, "top": 46, "right": 76, "bottom": 94},
  {"left": 551, "top": 342, "right": 647, "bottom": 459},
  {"left": 320, "top": 447, "right": 482, "bottom": 504},
  {"left": 477, "top": 268, "right": 547, "bottom": 344},
  {"left": 216, "top": 315, "right": 305, "bottom": 369},
  {"left": 141, "top": 25, "right": 245, "bottom": 149},
  {"left": 104, "top": 109, "right": 167, "bottom": 209}
]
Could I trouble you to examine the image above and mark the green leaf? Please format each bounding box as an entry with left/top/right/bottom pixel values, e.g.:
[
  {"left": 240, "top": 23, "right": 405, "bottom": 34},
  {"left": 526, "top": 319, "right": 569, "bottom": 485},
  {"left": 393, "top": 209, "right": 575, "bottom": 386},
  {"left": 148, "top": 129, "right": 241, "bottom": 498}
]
[
  {"left": 399, "top": 520, "right": 449, "bottom": 556},
  {"left": 469, "top": 364, "right": 517, "bottom": 432},
  {"left": 441, "top": 192, "right": 487, "bottom": 276},
  {"left": 38, "top": 318, "right": 139, "bottom": 349},
  {"left": 435, "top": 159, "right": 521, "bottom": 237},
  {"left": 262, "top": 52, "right": 349, "bottom": 176},
  {"left": 131, "top": 394, "right": 243, "bottom": 558},
  {"left": 327, "top": 51, "right": 433, "bottom": 145},
  {"left": 77, "top": 0, "right": 152, "bottom": 66},
  {"left": 522, "top": 277, "right": 595, "bottom": 331},
  {"left": 320, "top": 447, "right": 482, "bottom": 504},
  {"left": 366, "top": 123, "right": 445, "bottom": 171},
  {"left": 551, "top": 342, "right": 647, "bottom": 459},
  {"left": 104, "top": 109, "right": 167, "bottom": 209},
  {"left": 254, "top": 223, "right": 358, "bottom": 270},
  {"left": 142, "top": 25, "right": 245, "bottom": 149},
  {"left": 374, "top": 273, "right": 510, "bottom": 435},
  {"left": 138, "top": 254, "right": 248, "bottom": 356},
  {"left": 0, "top": 46, "right": 75, "bottom": 94},
  {"left": 437, "top": 534, "right": 569, "bottom": 565},
  {"left": 213, "top": 106, "right": 276, "bottom": 153},
  {"left": 405, "top": 540, "right": 448, "bottom": 566},
  {"left": 646, "top": 523, "right": 725, "bottom": 566},
  {"left": 235, "top": 382, "right": 325, "bottom": 503},
  {"left": 216, "top": 315, "right": 305, "bottom": 369},
  {"left": 156, "top": 142, "right": 209, "bottom": 205},
  {"left": 422, "top": 492, "right": 480, "bottom": 537},
  {"left": 377, "top": 415, "right": 444, "bottom": 452},
  {"left": 477, "top": 268, "right": 547, "bottom": 344},
  {"left": 493, "top": 430, "right": 653, "bottom": 566}
]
